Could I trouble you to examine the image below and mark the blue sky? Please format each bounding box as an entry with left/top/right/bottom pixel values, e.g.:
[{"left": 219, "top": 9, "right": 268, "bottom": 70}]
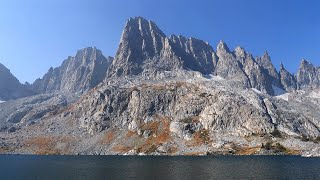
[{"left": 0, "top": 0, "right": 319, "bottom": 83}]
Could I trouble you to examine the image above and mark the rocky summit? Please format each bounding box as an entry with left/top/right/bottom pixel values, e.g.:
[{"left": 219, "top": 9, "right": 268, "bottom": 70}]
[
  {"left": 31, "top": 47, "right": 113, "bottom": 94},
  {"left": 0, "top": 63, "right": 34, "bottom": 101},
  {"left": 0, "top": 17, "right": 319, "bottom": 157}
]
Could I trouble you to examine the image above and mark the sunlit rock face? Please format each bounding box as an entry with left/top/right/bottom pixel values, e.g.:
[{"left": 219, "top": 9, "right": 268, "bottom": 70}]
[
  {"left": 0, "top": 63, "right": 34, "bottom": 101},
  {"left": 32, "top": 47, "right": 113, "bottom": 94},
  {"left": 297, "top": 59, "right": 320, "bottom": 90}
]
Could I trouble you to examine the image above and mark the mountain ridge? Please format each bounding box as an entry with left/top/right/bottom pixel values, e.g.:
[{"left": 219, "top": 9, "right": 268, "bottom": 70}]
[
  {"left": 0, "top": 63, "right": 34, "bottom": 101},
  {"left": 107, "top": 17, "right": 319, "bottom": 95},
  {"left": 0, "top": 17, "right": 319, "bottom": 156}
]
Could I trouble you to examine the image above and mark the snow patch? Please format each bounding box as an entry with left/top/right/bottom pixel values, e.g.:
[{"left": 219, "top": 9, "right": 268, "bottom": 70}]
[
  {"left": 203, "top": 74, "right": 225, "bottom": 81},
  {"left": 308, "top": 90, "right": 320, "bottom": 99},
  {"left": 0, "top": 101, "right": 5, "bottom": 103},
  {"left": 272, "top": 85, "right": 286, "bottom": 96},
  {"left": 251, "top": 88, "right": 262, "bottom": 94},
  {"left": 276, "top": 93, "right": 290, "bottom": 101}
]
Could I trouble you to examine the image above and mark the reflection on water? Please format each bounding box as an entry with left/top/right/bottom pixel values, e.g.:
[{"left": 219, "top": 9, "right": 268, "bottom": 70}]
[{"left": 0, "top": 155, "right": 319, "bottom": 179}]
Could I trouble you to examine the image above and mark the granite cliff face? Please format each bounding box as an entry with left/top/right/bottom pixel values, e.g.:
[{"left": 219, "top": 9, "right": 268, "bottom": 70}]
[
  {"left": 297, "top": 59, "right": 320, "bottom": 90},
  {"left": 0, "top": 17, "right": 320, "bottom": 156},
  {"left": 0, "top": 63, "right": 34, "bottom": 101},
  {"left": 32, "top": 47, "right": 113, "bottom": 94},
  {"left": 279, "top": 63, "right": 297, "bottom": 91},
  {"left": 214, "top": 42, "right": 248, "bottom": 84},
  {"left": 107, "top": 17, "right": 218, "bottom": 78},
  {"left": 169, "top": 35, "right": 217, "bottom": 74},
  {"left": 107, "top": 17, "right": 181, "bottom": 77},
  {"left": 256, "top": 52, "right": 281, "bottom": 87},
  {"left": 107, "top": 18, "right": 282, "bottom": 95}
]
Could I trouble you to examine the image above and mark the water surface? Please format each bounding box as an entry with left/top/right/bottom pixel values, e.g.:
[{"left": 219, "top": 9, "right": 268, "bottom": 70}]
[{"left": 0, "top": 155, "right": 319, "bottom": 179}]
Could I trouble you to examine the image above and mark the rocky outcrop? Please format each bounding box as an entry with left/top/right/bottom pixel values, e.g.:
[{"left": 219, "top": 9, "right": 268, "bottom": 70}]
[
  {"left": 0, "top": 63, "right": 34, "bottom": 101},
  {"left": 32, "top": 47, "right": 113, "bottom": 94},
  {"left": 297, "top": 59, "right": 320, "bottom": 89},
  {"left": 256, "top": 52, "right": 281, "bottom": 87},
  {"left": 75, "top": 76, "right": 274, "bottom": 135},
  {"left": 107, "top": 17, "right": 181, "bottom": 77},
  {"left": 106, "top": 17, "right": 320, "bottom": 96},
  {"left": 279, "top": 63, "right": 297, "bottom": 91},
  {"left": 107, "top": 17, "right": 218, "bottom": 78},
  {"left": 234, "top": 47, "right": 273, "bottom": 94},
  {"left": 214, "top": 41, "right": 250, "bottom": 87},
  {"left": 169, "top": 35, "right": 217, "bottom": 74},
  {"left": 0, "top": 92, "right": 78, "bottom": 131}
]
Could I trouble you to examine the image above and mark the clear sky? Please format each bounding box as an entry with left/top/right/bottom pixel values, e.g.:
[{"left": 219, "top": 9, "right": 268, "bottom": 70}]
[{"left": 0, "top": 0, "right": 319, "bottom": 83}]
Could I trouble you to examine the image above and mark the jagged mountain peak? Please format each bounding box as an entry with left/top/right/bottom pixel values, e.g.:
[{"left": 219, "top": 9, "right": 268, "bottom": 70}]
[
  {"left": 258, "top": 51, "right": 273, "bottom": 65},
  {"left": 0, "top": 63, "right": 20, "bottom": 84},
  {"left": 0, "top": 63, "right": 34, "bottom": 100},
  {"left": 299, "top": 58, "right": 314, "bottom": 67},
  {"left": 109, "top": 17, "right": 219, "bottom": 77},
  {"left": 122, "top": 16, "right": 166, "bottom": 41},
  {"left": 255, "top": 50, "right": 281, "bottom": 88},
  {"left": 234, "top": 46, "right": 247, "bottom": 58},
  {"left": 169, "top": 34, "right": 214, "bottom": 51},
  {"left": 217, "top": 40, "right": 231, "bottom": 53},
  {"left": 108, "top": 17, "right": 171, "bottom": 77},
  {"left": 263, "top": 50, "right": 270, "bottom": 57},
  {"left": 76, "top": 46, "right": 99, "bottom": 54},
  {"left": 280, "top": 62, "right": 284, "bottom": 69},
  {"left": 279, "top": 65, "right": 297, "bottom": 92},
  {"left": 32, "top": 47, "right": 113, "bottom": 94},
  {"left": 297, "top": 58, "right": 319, "bottom": 89}
]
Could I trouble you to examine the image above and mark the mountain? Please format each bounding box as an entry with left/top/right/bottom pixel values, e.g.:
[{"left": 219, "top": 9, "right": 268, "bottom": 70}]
[
  {"left": 297, "top": 59, "right": 320, "bottom": 90},
  {"left": 107, "top": 17, "right": 218, "bottom": 78},
  {"left": 0, "top": 63, "right": 34, "bottom": 101},
  {"left": 107, "top": 17, "right": 180, "bottom": 77},
  {"left": 0, "top": 17, "right": 320, "bottom": 156},
  {"left": 214, "top": 41, "right": 249, "bottom": 85},
  {"left": 107, "top": 17, "right": 300, "bottom": 95},
  {"left": 32, "top": 47, "right": 113, "bottom": 94},
  {"left": 256, "top": 52, "right": 281, "bottom": 87},
  {"left": 279, "top": 63, "right": 297, "bottom": 91}
]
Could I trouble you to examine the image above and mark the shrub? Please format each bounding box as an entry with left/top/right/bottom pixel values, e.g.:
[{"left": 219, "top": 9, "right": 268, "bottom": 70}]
[
  {"left": 273, "top": 143, "right": 287, "bottom": 153},
  {"left": 301, "top": 135, "right": 310, "bottom": 142},
  {"left": 199, "top": 93, "right": 207, "bottom": 97},
  {"left": 180, "top": 116, "right": 199, "bottom": 124},
  {"left": 199, "top": 129, "right": 210, "bottom": 144},
  {"left": 262, "top": 141, "right": 287, "bottom": 153},
  {"left": 181, "top": 117, "right": 193, "bottom": 123},
  {"left": 271, "top": 129, "right": 282, "bottom": 138},
  {"left": 311, "top": 136, "right": 320, "bottom": 143},
  {"left": 145, "top": 144, "right": 158, "bottom": 154},
  {"left": 264, "top": 141, "right": 272, "bottom": 150}
]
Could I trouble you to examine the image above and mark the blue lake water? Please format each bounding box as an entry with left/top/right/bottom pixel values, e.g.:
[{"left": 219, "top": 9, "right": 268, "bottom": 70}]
[{"left": 0, "top": 155, "right": 319, "bottom": 180}]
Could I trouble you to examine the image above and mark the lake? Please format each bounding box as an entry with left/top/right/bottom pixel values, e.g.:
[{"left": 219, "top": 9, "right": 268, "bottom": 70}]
[{"left": 0, "top": 155, "right": 319, "bottom": 179}]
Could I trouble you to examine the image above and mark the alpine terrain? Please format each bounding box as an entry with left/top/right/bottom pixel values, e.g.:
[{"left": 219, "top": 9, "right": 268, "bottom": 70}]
[{"left": 0, "top": 17, "right": 319, "bottom": 156}]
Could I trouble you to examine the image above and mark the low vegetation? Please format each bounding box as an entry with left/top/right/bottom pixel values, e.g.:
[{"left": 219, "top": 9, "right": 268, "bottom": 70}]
[
  {"left": 180, "top": 116, "right": 199, "bottom": 123},
  {"left": 24, "top": 136, "right": 72, "bottom": 155},
  {"left": 112, "top": 145, "right": 131, "bottom": 153},
  {"left": 112, "top": 116, "right": 172, "bottom": 154},
  {"left": 186, "top": 129, "right": 211, "bottom": 147},
  {"left": 312, "top": 136, "right": 320, "bottom": 143},
  {"left": 270, "top": 129, "right": 282, "bottom": 138},
  {"left": 300, "top": 135, "right": 320, "bottom": 143},
  {"left": 261, "top": 141, "right": 299, "bottom": 155},
  {"left": 99, "top": 130, "right": 115, "bottom": 144}
]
